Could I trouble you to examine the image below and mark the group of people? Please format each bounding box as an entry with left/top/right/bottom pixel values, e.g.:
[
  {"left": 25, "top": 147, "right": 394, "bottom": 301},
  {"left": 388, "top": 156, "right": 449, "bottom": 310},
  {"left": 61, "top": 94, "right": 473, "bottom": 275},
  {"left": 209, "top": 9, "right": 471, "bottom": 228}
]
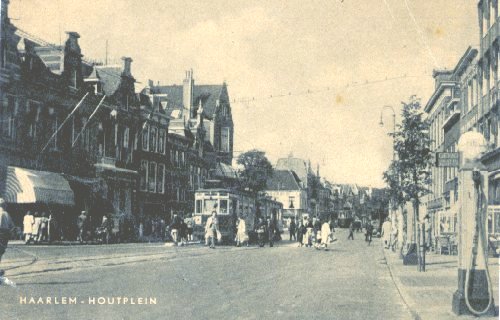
[
  {"left": 347, "top": 220, "right": 376, "bottom": 246},
  {"left": 168, "top": 214, "right": 194, "bottom": 246},
  {"left": 23, "top": 211, "right": 53, "bottom": 244},
  {"left": 289, "top": 217, "right": 334, "bottom": 250},
  {"left": 201, "top": 210, "right": 280, "bottom": 249}
]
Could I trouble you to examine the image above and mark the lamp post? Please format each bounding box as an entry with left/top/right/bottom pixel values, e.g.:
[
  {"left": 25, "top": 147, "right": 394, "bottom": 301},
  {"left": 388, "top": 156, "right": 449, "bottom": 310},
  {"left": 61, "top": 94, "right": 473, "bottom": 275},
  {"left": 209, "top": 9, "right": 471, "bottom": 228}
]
[
  {"left": 379, "top": 106, "right": 396, "bottom": 227},
  {"left": 379, "top": 105, "right": 396, "bottom": 161}
]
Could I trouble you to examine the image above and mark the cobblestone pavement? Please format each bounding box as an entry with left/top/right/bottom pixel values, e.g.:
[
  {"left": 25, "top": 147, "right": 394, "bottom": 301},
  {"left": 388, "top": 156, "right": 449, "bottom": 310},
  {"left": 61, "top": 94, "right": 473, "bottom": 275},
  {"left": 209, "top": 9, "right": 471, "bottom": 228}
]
[{"left": 0, "top": 230, "right": 412, "bottom": 320}]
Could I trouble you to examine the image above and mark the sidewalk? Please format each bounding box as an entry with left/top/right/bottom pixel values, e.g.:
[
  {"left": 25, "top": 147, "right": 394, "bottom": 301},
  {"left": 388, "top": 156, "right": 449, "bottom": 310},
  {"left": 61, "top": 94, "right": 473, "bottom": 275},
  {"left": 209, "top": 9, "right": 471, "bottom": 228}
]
[{"left": 383, "top": 247, "right": 499, "bottom": 320}]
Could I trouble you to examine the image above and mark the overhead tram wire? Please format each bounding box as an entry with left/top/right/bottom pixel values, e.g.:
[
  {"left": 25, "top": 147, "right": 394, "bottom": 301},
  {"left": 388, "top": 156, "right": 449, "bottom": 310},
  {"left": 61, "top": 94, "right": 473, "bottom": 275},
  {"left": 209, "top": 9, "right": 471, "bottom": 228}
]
[{"left": 230, "top": 73, "right": 431, "bottom": 105}]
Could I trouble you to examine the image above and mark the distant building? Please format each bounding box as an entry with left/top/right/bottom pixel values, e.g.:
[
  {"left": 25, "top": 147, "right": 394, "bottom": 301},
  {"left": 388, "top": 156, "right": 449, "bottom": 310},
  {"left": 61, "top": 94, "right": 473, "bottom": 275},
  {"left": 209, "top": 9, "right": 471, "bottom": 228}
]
[
  {"left": 263, "top": 170, "right": 307, "bottom": 220},
  {"left": 275, "top": 155, "right": 308, "bottom": 189}
]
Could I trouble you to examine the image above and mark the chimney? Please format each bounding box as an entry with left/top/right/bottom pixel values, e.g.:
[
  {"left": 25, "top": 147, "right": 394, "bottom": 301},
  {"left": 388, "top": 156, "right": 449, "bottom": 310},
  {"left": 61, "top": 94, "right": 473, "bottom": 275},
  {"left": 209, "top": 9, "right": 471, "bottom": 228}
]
[
  {"left": 1, "top": 0, "right": 9, "bottom": 23},
  {"left": 183, "top": 69, "right": 194, "bottom": 119},
  {"left": 122, "top": 57, "right": 132, "bottom": 76},
  {"left": 64, "top": 32, "right": 81, "bottom": 54}
]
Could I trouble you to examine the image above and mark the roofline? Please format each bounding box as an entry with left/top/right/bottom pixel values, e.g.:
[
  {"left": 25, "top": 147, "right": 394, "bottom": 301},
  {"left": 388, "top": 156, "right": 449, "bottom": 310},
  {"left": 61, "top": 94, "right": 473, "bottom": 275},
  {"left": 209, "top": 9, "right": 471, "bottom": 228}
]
[
  {"left": 452, "top": 46, "right": 478, "bottom": 77},
  {"left": 424, "top": 81, "right": 456, "bottom": 113}
]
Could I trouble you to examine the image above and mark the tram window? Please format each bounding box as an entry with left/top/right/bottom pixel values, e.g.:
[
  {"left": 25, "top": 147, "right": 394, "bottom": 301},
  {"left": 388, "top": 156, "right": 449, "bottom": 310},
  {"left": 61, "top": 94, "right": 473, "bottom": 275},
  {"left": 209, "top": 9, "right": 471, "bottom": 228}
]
[
  {"left": 220, "top": 200, "right": 228, "bottom": 214},
  {"left": 195, "top": 200, "right": 202, "bottom": 214},
  {"left": 204, "top": 199, "right": 217, "bottom": 214}
]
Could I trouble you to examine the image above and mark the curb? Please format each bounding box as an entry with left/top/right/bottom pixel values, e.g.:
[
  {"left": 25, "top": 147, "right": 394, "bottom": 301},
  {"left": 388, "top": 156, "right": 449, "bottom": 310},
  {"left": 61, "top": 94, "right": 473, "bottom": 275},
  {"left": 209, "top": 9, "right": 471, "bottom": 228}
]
[{"left": 382, "top": 247, "right": 422, "bottom": 320}]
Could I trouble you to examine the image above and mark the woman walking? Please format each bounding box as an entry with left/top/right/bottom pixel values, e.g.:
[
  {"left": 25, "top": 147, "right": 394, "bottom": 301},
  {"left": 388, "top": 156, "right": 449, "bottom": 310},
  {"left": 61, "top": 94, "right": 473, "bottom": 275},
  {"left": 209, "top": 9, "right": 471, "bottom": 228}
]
[
  {"left": 23, "top": 211, "right": 34, "bottom": 244},
  {"left": 235, "top": 216, "right": 249, "bottom": 247}
]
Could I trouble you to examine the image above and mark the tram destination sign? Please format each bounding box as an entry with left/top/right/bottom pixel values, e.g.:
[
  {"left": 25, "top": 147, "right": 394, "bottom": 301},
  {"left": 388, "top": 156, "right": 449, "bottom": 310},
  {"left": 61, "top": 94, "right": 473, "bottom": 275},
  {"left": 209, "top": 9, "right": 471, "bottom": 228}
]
[{"left": 436, "top": 152, "right": 459, "bottom": 167}]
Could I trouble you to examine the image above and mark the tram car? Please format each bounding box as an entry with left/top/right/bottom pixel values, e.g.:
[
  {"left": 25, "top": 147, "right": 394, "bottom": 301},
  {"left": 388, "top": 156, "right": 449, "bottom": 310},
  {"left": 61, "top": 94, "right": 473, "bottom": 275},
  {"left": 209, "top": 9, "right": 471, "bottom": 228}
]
[{"left": 193, "top": 189, "right": 256, "bottom": 243}]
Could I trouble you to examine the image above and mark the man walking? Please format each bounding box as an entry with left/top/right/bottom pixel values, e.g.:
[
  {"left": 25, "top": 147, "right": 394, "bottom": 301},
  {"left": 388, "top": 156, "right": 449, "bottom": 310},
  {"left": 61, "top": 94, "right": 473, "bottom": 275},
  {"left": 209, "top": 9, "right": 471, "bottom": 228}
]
[
  {"left": 347, "top": 222, "right": 354, "bottom": 240},
  {"left": 365, "top": 222, "right": 373, "bottom": 246},
  {"left": 289, "top": 218, "right": 296, "bottom": 241},
  {"left": 0, "top": 199, "right": 15, "bottom": 277}
]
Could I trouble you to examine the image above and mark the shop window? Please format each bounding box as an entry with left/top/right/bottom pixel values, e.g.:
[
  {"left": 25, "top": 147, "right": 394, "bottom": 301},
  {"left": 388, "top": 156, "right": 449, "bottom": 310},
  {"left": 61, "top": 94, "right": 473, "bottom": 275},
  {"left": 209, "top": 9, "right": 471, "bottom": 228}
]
[
  {"left": 140, "top": 160, "right": 148, "bottom": 191},
  {"left": 148, "top": 162, "right": 157, "bottom": 193}
]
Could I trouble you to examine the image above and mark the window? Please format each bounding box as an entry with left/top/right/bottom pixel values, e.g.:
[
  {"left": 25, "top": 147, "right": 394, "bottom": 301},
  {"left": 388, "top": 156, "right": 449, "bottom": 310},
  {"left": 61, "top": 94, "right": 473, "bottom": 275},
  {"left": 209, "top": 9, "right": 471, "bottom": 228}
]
[
  {"left": 123, "top": 127, "right": 129, "bottom": 148},
  {"left": 142, "top": 124, "right": 149, "bottom": 151},
  {"left": 289, "top": 196, "right": 295, "bottom": 209},
  {"left": 220, "top": 200, "right": 228, "bottom": 214},
  {"left": 70, "top": 69, "right": 77, "bottom": 88},
  {"left": 140, "top": 160, "right": 148, "bottom": 191},
  {"left": 158, "top": 129, "right": 166, "bottom": 154},
  {"left": 119, "top": 189, "right": 126, "bottom": 211},
  {"left": 221, "top": 127, "right": 230, "bottom": 152},
  {"left": 195, "top": 200, "right": 202, "bottom": 214},
  {"left": 157, "top": 164, "right": 165, "bottom": 194},
  {"left": 148, "top": 162, "right": 157, "bottom": 193},
  {"left": 149, "top": 126, "right": 157, "bottom": 152},
  {"left": 27, "top": 100, "right": 40, "bottom": 139},
  {"left": 48, "top": 116, "right": 58, "bottom": 150},
  {"left": 1, "top": 39, "right": 7, "bottom": 68},
  {"left": 1, "top": 94, "right": 16, "bottom": 139}
]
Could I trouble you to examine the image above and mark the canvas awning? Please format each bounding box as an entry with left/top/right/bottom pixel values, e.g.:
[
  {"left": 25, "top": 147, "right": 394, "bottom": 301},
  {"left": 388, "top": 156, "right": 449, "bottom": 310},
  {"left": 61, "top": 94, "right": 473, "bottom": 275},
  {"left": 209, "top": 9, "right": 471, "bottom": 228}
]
[{"left": 3, "top": 166, "right": 75, "bottom": 205}]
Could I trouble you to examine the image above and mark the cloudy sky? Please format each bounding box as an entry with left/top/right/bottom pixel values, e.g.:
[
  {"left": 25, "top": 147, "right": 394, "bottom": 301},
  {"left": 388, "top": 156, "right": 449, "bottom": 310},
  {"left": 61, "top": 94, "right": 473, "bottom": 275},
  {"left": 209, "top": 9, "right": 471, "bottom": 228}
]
[{"left": 9, "top": 0, "right": 479, "bottom": 187}]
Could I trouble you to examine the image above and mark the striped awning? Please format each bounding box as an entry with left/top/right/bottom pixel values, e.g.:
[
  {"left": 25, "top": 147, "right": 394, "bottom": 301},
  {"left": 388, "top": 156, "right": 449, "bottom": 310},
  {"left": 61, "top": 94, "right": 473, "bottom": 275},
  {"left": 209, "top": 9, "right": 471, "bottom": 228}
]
[{"left": 4, "top": 166, "right": 75, "bottom": 205}]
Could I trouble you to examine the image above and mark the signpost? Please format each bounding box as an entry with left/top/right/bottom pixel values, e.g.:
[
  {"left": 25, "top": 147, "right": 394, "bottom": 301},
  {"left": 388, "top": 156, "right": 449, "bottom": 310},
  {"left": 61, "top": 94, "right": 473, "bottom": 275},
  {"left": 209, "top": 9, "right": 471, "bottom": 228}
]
[{"left": 435, "top": 152, "right": 459, "bottom": 167}]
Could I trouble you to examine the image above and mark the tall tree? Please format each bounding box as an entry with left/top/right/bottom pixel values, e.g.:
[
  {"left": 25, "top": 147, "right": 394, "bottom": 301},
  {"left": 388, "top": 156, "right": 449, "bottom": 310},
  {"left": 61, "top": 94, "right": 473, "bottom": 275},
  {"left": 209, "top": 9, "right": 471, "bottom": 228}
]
[
  {"left": 383, "top": 96, "right": 432, "bottom": 270},
  {"left": 237, "top": 149, "right": 273, "bottom": 194}
]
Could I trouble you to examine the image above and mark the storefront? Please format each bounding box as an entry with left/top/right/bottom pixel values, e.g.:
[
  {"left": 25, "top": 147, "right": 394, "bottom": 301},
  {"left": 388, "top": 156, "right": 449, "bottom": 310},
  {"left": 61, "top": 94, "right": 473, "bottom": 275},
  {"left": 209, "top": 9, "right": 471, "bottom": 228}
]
[{"left": 3, "top": 166, "right": 76, "bottom": 239}]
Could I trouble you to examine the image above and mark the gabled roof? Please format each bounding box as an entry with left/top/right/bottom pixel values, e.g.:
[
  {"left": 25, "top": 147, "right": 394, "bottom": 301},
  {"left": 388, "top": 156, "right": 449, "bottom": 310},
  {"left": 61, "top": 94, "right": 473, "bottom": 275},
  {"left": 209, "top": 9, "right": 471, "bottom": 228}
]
[
  {"left": 151, "top": 84, "right": 223, "bottom": 120},
  {"left": 275, "top": 157, "right": 308, "bottom": 186},
  {"left": 266, "top": 170, "right": 302, "bottom": 191},
  {"left": 93, "top": 66, "right": 123, "bottom": 96}
]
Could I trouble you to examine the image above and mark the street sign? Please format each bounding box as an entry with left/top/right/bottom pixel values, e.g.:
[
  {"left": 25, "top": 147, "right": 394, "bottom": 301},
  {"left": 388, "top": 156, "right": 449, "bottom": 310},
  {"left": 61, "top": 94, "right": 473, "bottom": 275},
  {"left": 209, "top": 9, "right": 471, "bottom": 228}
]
[{"left": 436, "top": 152, "right": 459, "bottom": 167}]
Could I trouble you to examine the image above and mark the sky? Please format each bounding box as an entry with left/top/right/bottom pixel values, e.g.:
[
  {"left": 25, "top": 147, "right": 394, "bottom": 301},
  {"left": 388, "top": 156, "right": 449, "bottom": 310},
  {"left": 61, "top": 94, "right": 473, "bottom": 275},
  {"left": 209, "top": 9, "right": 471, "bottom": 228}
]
[{"left": 8, "top": 0, "right": 479, "bottom": 187}]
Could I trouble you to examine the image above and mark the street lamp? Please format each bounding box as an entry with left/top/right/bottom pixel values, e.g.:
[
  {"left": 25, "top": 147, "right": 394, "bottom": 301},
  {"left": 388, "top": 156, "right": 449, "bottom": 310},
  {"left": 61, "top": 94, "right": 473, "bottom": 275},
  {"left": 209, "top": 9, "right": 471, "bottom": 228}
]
[
  {"left": 379, "top": 105, "right": 397, "bottom": 243},
  {"left": 379, "top": 105, "right": 396, "bottom": 161}
]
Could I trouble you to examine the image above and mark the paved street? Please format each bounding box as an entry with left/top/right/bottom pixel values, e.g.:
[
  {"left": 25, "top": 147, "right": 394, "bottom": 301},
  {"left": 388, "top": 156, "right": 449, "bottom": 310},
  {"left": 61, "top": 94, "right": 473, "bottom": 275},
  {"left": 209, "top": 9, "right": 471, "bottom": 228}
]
[{"left": 0, "top": 230, "right": 412, "bottom": 320}]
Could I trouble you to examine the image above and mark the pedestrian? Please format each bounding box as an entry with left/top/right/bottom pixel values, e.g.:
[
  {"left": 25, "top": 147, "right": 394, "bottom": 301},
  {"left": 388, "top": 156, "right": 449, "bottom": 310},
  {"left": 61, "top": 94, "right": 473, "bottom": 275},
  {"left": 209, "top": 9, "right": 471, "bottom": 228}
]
[
  {"left": 205, "top": 211, "right": 220, "bottom": 249},
  {"left": 255, "top": 217, "right": 267, "bottom": 247},
  {"left": 391, "top": 223, "right": 399, "bottom": 251},
  {"left": 381, "top": 218, "right": 392, "bottom": 249},
  {"left": 77, "top": 211, "right": 88, "bottom": 243},
  {"left": 186, "top": 215, "right": 194, "bottom": 242},
  {"left": 179, "top": 218, "right": 187, "bottom": 246},
  {"left": 23, "top": 211, "right": 34, "bottom": 244},
  {"left": 289, "top": 218, "right": 296, "bottom": 241},
  {"left": 347, "top": 222, "right": 354, "bottom": 240},
  {"left": 0, "top": 198, "right": 15, "bottom": 277},
  {"left": 169, "top": 214, "right": 180, "bottom": 245},
  {"left": 366, "top": 222, "right": 373, "bottom": 246},
  {"left": 32, "top": 212, "right": 42, "bottom": 244},
  {"left": 267, "top": 215, "right": 276, "bottom": 247},
  {"left": 235, "top": 216, "right": 249, "bottom": 247},
  {"left": 296, "top": 221, "right": 305, "bottom": 247},
  {"left": 305, "top": 218, "right": 314, "bottom": 247},
  {"left": 320, "top": 220, "right": 331, "bottom": 249}
]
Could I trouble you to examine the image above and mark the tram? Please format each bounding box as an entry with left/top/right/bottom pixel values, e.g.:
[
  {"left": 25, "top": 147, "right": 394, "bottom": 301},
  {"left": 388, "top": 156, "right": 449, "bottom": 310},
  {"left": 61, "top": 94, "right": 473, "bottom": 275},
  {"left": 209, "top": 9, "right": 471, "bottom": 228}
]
[{"left": 193, "top": 189, "right": 256, "bottom": 243}]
